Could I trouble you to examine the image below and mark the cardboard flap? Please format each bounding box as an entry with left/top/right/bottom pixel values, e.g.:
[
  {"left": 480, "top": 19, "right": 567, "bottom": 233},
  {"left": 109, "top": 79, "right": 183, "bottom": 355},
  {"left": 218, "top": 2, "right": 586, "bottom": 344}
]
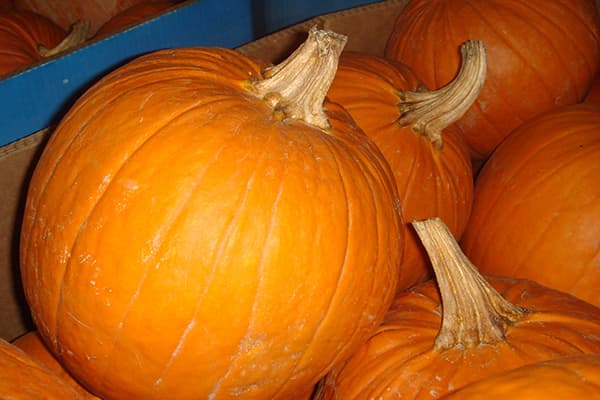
[
  {"left": 237, "top": 0, "right": 405, "bottom": 63},
  {"left": 0, "top": 130, "right": 50, "bottom": 342}
]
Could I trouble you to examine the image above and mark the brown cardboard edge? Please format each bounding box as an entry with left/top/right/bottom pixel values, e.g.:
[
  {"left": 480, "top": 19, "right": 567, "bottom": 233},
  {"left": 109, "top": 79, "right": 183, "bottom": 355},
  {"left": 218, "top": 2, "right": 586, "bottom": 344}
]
[
  {"left": 236, "top": 0, "right": 406, "bottom": 63},
  {"left": 0, "top": 128, "right": 51, "bottom": 159},
  {"left": 0, "top": 129, "right": 52, "bottom": 341}
]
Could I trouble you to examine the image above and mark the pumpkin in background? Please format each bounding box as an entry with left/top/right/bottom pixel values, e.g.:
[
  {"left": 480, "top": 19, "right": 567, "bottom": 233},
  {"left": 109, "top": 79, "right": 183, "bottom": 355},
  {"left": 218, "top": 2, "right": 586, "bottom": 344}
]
[
  {"left": 19, "top": 27, "right": 404, "bottom": 400},
  {"left": 315, "top": 217, "right": 600, "bottom": 400},
  {"left": 327, "top": 40, "right": 484, "bottom": 290},
  {"left": 94, "top": 0, "right": 175, "bottom": 38},
  {"left": 13, "top": 331, "right": 100, "bottom": 399},
  {"left": 0, "top": 9, "right": 65, "bottom": 76},
  {"left": 385, "top": 0, "right": 600, "bottom": 162},
  {"left": 13, "top": 0, "right": 151, "bottom": 36},
  {"left": 461, "top": 103, "right": 600, "bottom": 307},
  {"left": 440, "top": 354, "right": 600, "bottom": 399},
  {"left": 585, "top": 71, "right": 600, "bottom": 103},
  {"left": 0, "top": 337, "right": 86, "bottom": 399}
]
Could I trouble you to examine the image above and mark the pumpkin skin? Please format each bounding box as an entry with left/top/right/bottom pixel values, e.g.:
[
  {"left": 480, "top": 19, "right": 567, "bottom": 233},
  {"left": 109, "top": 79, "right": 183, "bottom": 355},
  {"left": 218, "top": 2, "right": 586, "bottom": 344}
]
[
  {"left": 461, "top": 103, "right": 600, "bottom": 307},
  {"left": 327, "top": 50, "right": 473, "bottom": 290},
  {"left": 0, "top": 9, "right": 66, "bottom": 76},
  {"left": 94, "top": 0, "right": 175, "bottom": 38},
  {"left": 316, "top": 247, "right": 600, "bottom": 399},
  {"left": 0, "top": 337, "right": 86, "bottom": 399},
  {"left": 385, "top": 0, "right": 600, "bottom": 161},
  {"left": 440, "top": 354, "right": 600, "bottom": 399},
  {"left": 585, "top": 71, "right": 600, "bottom": 103},
  {"left": 13, "top": 331, "right": 100, "bottom": 399},
  {"left": 13, "top": 0, "right": 150, "bottom": 36},
  {"left": 20, "top": 30, "right": 403, "bottom": 400}
]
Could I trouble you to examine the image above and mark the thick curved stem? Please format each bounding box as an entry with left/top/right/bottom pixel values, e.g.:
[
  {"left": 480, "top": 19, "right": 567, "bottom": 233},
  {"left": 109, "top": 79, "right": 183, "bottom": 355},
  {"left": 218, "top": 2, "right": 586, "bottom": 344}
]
[
  {"left": 397, "top": 40, "right": 487, "bottom": 149},
  {"left": 412, "top": 217, "right": 525, "bottom": 351},
  {"left": 39, "top": 20, "right": 90, "bottom": 58},
  {"left": 252, "top": 26, "right": 347, "bottom": 130}
]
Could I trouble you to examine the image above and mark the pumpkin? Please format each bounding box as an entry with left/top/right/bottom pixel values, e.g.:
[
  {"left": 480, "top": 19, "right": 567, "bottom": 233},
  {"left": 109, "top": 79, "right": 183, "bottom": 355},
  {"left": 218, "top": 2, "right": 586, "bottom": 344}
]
[
  {"left": 585, "top": 71, "right": 600, "bottom": 103},
  {"left": 0, "top": 337, "right": 85, "bottom": 399},
  {"left": 20, "top": 27, "right": 404, "bottom": 400},
  {"left": 315, "top": 217, "right": 600, "bottom": 400},
  {"left": 13, "top": 331, "right": 100, "bottom": 399},
  {"left": 384, "top": 0, "right": 600, "bottom": 162},
  {"left": 440, "top": 354, "right": 600, "bottom": 399},
  {"left": 94, "top": 0, "right": 175, "bottom": 38},
  {"left": 0, "top": 9, "right": 66, "bottom": 76},
  {"left": 327, "top": 40, "right": 484, "bottom": 290},
  {"left": 460, "top": 102, "right": 600, "bottom": 307},
  {"left": 13, "top": 0, "right": 150, "bottom": 36}
]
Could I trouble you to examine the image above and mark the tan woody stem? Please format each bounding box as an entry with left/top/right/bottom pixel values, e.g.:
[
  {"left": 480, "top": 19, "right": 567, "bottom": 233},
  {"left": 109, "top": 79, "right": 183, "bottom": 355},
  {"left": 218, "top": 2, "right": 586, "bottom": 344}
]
[
  {"left": 397, "top": 40, "right": 487, "bottom": 149},
  {"left": 253, "top": 26, "right": 347, "bottom": 130},
  {"left": 412, "top": 217, "right": 526, "bottom": 351},
  {"left": 39, "top": 20, "right": 90, "bottom": 58}
]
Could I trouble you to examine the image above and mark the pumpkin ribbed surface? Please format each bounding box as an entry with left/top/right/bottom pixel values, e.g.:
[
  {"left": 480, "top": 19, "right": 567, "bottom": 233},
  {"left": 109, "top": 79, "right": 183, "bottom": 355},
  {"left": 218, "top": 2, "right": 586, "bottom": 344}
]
[
  {"left": 20, "top": 30, "right": 403, "bottom": 400},
  {"left": 0, "top": 9, "right": 66, "bottom": 76},
  {"left": 318, "top": 276, "right": 600, "bottom": 399},
  {"left": 327, "top": 49, "right": 475, "bottom": 290},
  {"left": 316, "top": 218, "right": 600, "bottom": 400},
  {"left": 13, "top": 331, "right": 100, "bottom": 399},
  {"left": 585, "top": 72, "right": 600, "bottom": 103},
  {"left": 0, "top": 337, "right": 85, "bottom": 399},
  {"left": 440, "top": 354, "right": 600, "bottom": 399},
  {"left": 14, "top": 0, "right": 148, "bottom": 36},
  {"left": 94, "top": 0, "right": 174, "bottom": 38},
  {"left": 385, "top": 0, "right": 600, "bottom": 160},
  {"left": 461, "top": 103, "right": 600, "bottom": 307}
]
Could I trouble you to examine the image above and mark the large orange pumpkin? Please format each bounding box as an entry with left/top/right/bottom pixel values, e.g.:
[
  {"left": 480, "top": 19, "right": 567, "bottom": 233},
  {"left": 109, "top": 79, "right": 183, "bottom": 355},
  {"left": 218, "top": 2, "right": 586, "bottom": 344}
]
[
  {"left": 440, "top": 354, "right": 600, "bottom": 399},
  {"left": 385, "top": 0, "right": 600, "bottom": 161},
  {"left": 461, "top": 103, "right": 600, "bottom": 307},
  {"left": 94, "top": 0, "right": 175, "bottom": 38},
  {"left": 327, "top": 40, "right": 483, "bottom": 290},
  {"left": 315, "top": 218, "right": 600, "bottom": 400},
  {"left": 0, "top": 337, "right": 86, "bottom": 399},
  {"left": 13, "top": 0, "right": 150, "bottom": 36},
  {"left": 0, "top": 9, "right": 66, "bottom": 76},
  {"left": 13, "top": 331, "right": 100, "bottom": 399},
  {"left": 20, "top": 27, "right": 404, "bottom": 400}
]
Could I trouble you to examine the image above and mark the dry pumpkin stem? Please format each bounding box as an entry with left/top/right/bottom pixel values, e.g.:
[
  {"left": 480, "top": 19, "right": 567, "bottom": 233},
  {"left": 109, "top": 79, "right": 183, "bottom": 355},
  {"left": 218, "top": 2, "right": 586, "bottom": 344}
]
[
  {"left": 38, "top": 20, "right": 90, "bottom": 58},
  {"left": 412, "top": 217, "right": 526, "bottom": 351},
  {"left": 397, "top": 40, "right": 487, "bottom": 149},
  {"left": 253, "top": 26, "right": 348, "bottom": 130}
]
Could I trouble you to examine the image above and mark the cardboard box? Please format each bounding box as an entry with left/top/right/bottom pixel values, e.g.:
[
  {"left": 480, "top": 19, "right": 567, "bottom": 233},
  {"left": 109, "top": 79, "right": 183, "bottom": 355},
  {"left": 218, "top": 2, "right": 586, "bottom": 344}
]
[{"left": 0, "top": 0, "right": 408, "bottom": 341}]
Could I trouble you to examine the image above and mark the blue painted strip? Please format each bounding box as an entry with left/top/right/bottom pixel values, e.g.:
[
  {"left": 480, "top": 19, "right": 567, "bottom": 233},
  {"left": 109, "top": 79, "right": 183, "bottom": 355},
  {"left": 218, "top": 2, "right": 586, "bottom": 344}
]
[{"left": 0, "top": 0, "right": 381, "bottom": 146}]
